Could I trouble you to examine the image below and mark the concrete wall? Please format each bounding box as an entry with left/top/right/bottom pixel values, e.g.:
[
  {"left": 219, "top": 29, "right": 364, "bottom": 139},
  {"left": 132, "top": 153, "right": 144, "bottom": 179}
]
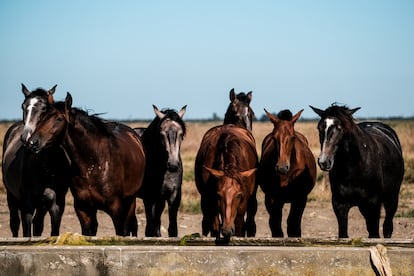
[{"left": 0, "top": 237, "right": 413, "bottom": 275}]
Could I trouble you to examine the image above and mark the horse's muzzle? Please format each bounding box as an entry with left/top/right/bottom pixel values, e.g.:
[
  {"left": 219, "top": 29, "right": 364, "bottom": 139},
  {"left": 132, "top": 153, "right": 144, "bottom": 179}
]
[{"left": 318, "top": 157, "right": 333, "bottom": 171}]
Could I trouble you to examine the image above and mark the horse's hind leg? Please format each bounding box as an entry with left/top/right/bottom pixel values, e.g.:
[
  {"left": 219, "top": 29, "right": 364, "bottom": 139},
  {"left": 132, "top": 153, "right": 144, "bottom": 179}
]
[
  {"left": 383, "top": 195, "right": 399, "bottom": 238},
  {"left": 245, "top": 194, "right": 257, "bottom": 237},
  {"left": 33, "top": 207, "right": 47, "bottom": 236},
  {"left": 287, "top": 198, "right": 306, "bottom": 237},
  {"left": 7, "top": 192, "right": 20, "bottom": 237},
  {"left": 75, "top": 206, "right": 98, "bottom": 236}
]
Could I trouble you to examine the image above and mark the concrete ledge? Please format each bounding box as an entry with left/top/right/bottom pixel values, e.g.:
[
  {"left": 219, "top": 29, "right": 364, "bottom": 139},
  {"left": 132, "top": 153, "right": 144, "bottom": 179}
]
[{"left": 0, "top": 236, "right": 413, "bottom": 275}]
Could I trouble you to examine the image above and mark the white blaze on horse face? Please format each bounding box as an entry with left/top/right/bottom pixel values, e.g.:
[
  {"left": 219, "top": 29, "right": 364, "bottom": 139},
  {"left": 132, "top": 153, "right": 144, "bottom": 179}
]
[
  {"left": 22, "top": 98, "right": 40, "bottom": 141},
  {"left": 319, "top": 118, "right": 336, "bottom": 164}
]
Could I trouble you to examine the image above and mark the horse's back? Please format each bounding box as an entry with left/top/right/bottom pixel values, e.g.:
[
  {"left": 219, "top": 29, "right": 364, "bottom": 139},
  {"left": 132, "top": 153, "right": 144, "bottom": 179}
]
[{"left": 359, "top": 121, "right": 402, "bottom": 153}]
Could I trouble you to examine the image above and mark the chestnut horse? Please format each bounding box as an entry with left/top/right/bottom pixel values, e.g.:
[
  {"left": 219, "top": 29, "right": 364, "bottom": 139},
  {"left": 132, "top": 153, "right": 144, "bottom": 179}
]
[
  {"left": 260, "top": 109, "right": 316, "bottom": 237},
  {"left": 27, "top": 93, "right": 146, "bottom": 236},
  {"left": 136, "top": 105, "right": 186, "bottom": 237},
  {"left": 2, "top": 84, "right": 70, "bottom": 237},
  {"left": 195, "top": 125, "right": 258, "bottom": 242},
  {"left": 310, "top": 104, "right": 404, "bottom": 238}
]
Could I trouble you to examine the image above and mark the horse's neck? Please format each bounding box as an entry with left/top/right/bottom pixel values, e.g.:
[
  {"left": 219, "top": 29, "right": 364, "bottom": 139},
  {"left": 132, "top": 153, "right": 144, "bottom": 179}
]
[
  {"left": 338, "top": 127, "right": 367, "bottom": 164},
  {"left": 64, "top": 121, "right": 101, "bottom": 168}
]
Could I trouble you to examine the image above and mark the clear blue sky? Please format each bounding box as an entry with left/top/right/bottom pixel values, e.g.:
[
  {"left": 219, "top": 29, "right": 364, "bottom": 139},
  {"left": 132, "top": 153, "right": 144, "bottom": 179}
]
[{"left": 1, "top": 1, "right": 413, "bottom": 120}]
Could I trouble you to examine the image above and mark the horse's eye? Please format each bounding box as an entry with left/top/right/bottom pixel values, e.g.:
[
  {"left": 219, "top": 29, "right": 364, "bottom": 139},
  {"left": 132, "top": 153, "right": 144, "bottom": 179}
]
[{"left": 236, "top": 193, "right": 242, "bottom": 200}]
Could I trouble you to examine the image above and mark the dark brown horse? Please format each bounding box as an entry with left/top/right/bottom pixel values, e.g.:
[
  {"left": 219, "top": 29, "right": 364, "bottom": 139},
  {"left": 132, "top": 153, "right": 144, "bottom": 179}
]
[
  {"left": 2, "top": 84, "right": 70, "bottom": 237},
  {"left": 136, "top": 105, "right": 187, "bottom": 237},
  {"left": 223, "top": 88, "right": 254, "bottom": 131},
  {"left": 195, "top": 125, "right": 258, "bottom": 242},
  {"left": 260, "top": 109, "right": 316, "bottom": 237},
  {"left": 27, "top": 93, "right": 146, "bottom": 236},
  {"left": 310, "top": 104, "right": 404, "bottom": 238}
]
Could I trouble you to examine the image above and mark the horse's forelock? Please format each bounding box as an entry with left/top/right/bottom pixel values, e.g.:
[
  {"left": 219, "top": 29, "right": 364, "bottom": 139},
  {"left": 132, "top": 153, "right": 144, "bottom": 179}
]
[{"left": 160, "top": 109, "right": 186, "bottom": 136}]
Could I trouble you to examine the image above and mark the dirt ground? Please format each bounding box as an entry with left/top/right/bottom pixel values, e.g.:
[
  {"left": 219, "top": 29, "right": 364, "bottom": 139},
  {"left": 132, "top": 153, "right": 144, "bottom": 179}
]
[{"left": 0, "top": 189, "right": 413, "bottom": 239}]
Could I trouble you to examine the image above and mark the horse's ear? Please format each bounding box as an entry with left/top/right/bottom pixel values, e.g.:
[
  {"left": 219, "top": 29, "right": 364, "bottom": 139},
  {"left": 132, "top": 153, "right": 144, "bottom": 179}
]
[
  {"left": 309, "top": 105, "right": 324, "bottom": 117},
  {"left": 240, "top": 168, "right": 257, "bottom": 178},
  {"left": 246, "top": 91, "right": 252, "bottom": 104},
  {"left": 153, "top": 105, "right": 165, "bottom": 119},
  {"left": 178, "top": 105, "right": 187, "bottom": 118},
  {"left": 292, "top": 109, "right": 304, "bottom": 123},
  {"left": 348, "top": 107, "right": 361, "bottom": 116},
  {"left": 47, "top": 84, "right": 57, "bottom": 104},
  {"left": 264, "top": 108, "right": 279, "bottom": 125},
  {"left": 203, "top": 166, "right": 225, "bottom": 178},
  {"left": 229, "top": 88, "right": 235, "bottom": 101},
  {"left": 65, "top": 92, "right": 73, "bottom": 110},
  {"left": 21, "top": 83, "right": 30, "bottom": 97}
]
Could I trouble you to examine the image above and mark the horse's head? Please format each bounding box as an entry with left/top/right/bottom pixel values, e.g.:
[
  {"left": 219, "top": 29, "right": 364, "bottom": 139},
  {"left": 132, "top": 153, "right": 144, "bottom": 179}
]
[
  {"left": 21, "top": 84, "right": 57, "bottom": 143},
  {"left": 224, "top": 88, "right": 254, "bottom": 131},
  {"left": 265, "top": 109, "right": 303, "bottom": 175},
  {"left": 27, "top": 93, "right": 72, "bottom": 153},
  {"left": 153, "top": 105, "right": 187, "bottom": 172},
  {"left": 204, "top": 166, "right": 256, "bottom": 240},
  {"left": 310, "top": 104, "right": 360, "bottom": 171}
]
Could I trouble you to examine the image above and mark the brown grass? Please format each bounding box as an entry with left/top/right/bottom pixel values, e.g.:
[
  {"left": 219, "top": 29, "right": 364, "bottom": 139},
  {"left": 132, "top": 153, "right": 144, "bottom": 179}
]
[{"left": 1, "top": 120, "right": 414, "bottom": 215}]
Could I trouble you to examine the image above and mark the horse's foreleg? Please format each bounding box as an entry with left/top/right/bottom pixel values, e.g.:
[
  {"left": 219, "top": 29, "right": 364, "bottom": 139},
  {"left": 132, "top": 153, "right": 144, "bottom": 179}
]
[
  {"left": 287, "top": 198, "right": 306, "bottom": 237},
  {"left": 245, "top": 195, "right": 257, "bottom": 237},
  {"left": 153, "top": 198, "right": 166, "bottom": 237},
  {"left": 167, "top": 189, "right": 181, "bottom": 237},
  {"left": 265, "top": 195, "right": 284, "bottom": 237},
  {"left": 201, "top": 195, "right": 215, "bottom": 237},
  {"left": 7, "top": 192, "right": 20, "bottom": 237},
  {"left": 332, "top": 199, "right": 350, "bottom": 238},
  {"left": 358, "top": 202, "right": 381, "bottom": 238},
  {"left": 144, "top": 199, "right": 156, "bottom": 237}
]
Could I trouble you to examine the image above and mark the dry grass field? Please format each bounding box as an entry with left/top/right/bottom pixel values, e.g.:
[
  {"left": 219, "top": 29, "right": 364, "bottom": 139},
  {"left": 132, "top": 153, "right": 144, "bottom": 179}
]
[{"left": 0, "top": 119, "right": 413, "bottom": 238}]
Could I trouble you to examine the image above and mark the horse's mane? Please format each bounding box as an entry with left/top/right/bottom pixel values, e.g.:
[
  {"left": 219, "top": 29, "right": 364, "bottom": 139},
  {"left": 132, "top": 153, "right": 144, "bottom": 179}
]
[
  {"left": 53, "top": 102, "right": 115, "bottom": 136},
  {"left": 215, "top": 133, "right": 242, "bottom": 180},
  {"left": 30, "top": 88, "right": 49, "bottom": 97}
]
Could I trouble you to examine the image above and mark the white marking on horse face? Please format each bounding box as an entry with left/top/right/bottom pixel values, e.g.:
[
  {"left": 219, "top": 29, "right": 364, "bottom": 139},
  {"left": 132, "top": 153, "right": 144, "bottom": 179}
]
[
  {"left": 324, "top": 118, "right": 335, "bottom": 141},
  {"left": 24, "top": 98, "right": 39, "bottom": 128}
]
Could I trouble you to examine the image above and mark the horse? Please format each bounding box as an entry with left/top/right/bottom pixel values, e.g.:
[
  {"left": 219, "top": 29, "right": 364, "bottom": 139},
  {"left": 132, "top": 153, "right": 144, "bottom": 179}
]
[
  {"left": 135, "top": 105, "right": 187, "bottom": 237},
  {"left": 259, "top": 109, "right": 316, "bottom": 237},
  {"left": 27, "top": 93, "right": 146, "bottom": 236},
  {"left": 2, "top": 84, "right": 70, "bottom": 237},
  {"left": 194, "top": 124, "right": 258, "bottom": 242},
  {"left": 223, "top": 88, "right": 254, "bottom": 132},
  {"left": 310, "top": 104, "right": 404, "bottom": 238}
]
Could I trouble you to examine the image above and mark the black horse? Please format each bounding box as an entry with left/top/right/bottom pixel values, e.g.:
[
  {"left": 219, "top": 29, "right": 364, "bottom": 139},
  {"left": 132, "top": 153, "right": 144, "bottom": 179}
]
[
  {"left": 223, "top": 88, "right": 254, "bottom": 132},
  {"left": 2, "top": 84, "right": 70, "bottom": 237},
  {"left": 136, "top": 105, "right": 187, "bottom": 237},
  {"left": 310, "top": 104, "right": 404, "bottom": 238}
]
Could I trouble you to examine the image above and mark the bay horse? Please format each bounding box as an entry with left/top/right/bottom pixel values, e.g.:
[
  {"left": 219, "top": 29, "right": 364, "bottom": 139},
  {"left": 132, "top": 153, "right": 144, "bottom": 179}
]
[
  {"left": 136, "top": 105, "right": 187, "bottom": 237},
  {"left": 27, "top": 93, "right": 146, "bottom": 236},
  {"left": 2, "top": 84, "right": 70, "bottom": 237},
  {"left": 310, "top": 104, "right": 404, "bottom": 238},
  {"left": 195, "top": 124, "right": 258, "bottom": 242},
  {"left": 223, "top": 88, "right": 254, "bottom": 132},
  {"left": 259, "top": 109, "right": 316, "bottom": 237}
]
